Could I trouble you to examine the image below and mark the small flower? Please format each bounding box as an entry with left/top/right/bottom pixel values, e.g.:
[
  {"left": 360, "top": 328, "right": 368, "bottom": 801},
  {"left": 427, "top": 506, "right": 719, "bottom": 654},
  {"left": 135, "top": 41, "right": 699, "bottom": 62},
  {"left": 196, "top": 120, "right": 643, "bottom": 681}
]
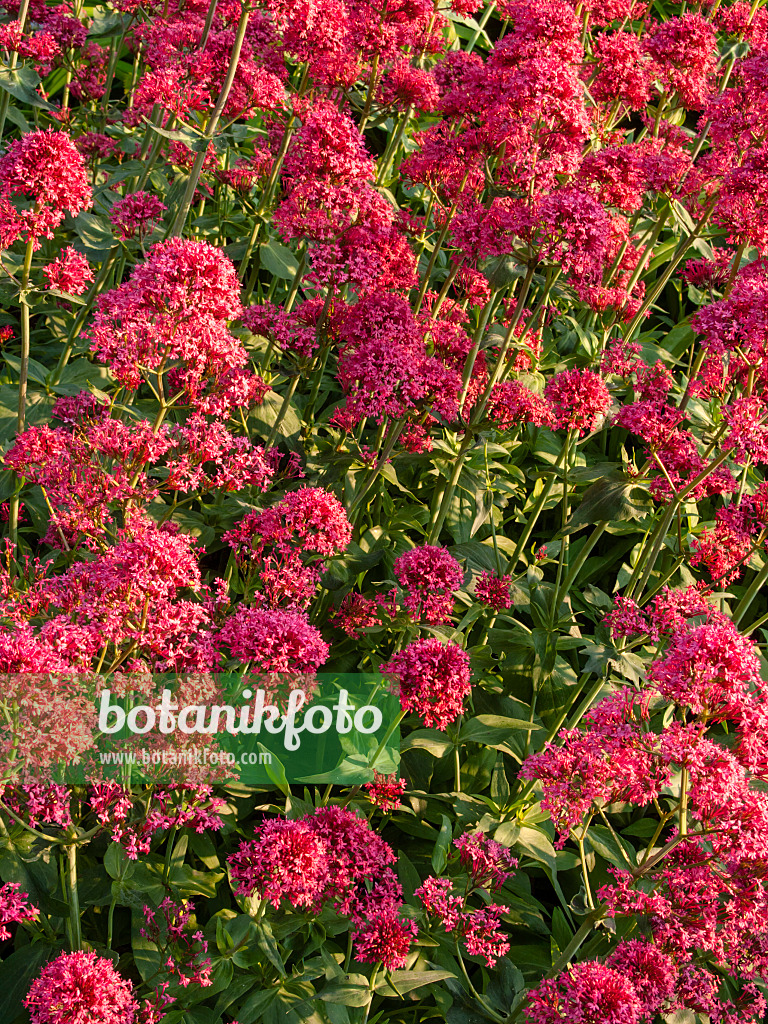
[
  {"left": 525, "top": 959, "right": 644, "bottom": 1024},
  {"left": 228, "top": 818, "right": 330, "bottom": 908},
  {"left": 544, "top": 368, "right": 611, "bottom": 436},
  {"left": 351, "top": 905, "right": 417, "bottom": 970},
  {"left": 0, "top": 881, "right": 38, "bottom": 941},
  {"left": 0, "top": 129, "right": 91, "bottom": 247},
  {"left": 109, "top": 191, "right": 167, "bottom": 239},
  {"left": 217, "top": 606, "right": 329, "bottom": 674},
  {"left": 454, "top": 832, "right": 518, "bottom": 890},
  {"left": 416, "top": 876, "right": 464, "bottom": 931},
  {"left": 487, "top": 381, "right": 554, "bottom": 430},
  {"left": 461, "top": 904, "right": 510, "bottom": 967}
]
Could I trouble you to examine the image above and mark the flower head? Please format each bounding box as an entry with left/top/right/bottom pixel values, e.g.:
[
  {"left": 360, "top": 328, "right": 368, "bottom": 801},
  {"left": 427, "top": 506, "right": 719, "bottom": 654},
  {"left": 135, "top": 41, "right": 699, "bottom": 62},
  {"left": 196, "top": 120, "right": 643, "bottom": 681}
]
[
  {"left": 525, "top": 960, "right": 643, "bottom": 1024},
  {"left": 364, "top": 772, "right": 406, "bottom": 812},
  {"left": 382, "top": 638, "right": 472, "bottom": 730},
  {"left": 0, "top": 129, "right": 91, "bottom": 246},
  {"left": 394, "top": 545, "right": 463, "bottom": 623},
  {"left": 110, "top": 191, "right": 167, "bottom": 239},
  {"left": 228, "top": 818, "right": 329, "bottom": 908},
  {"left": 475, "top": 570, "right": 514, "bottom": 610},
  {"left": 544, "top": 369, "right": 611, "bottom": 436},
  {"left": 0, "top": 881, "right": 38, "bottom": 940},
  {"left": 24, "top": 952, "right": 137, "bottom": 1024},
  {"left": 454, "top": 831, "right": 518, "bottom": 890},
  {"left": 43, "top": 247, "right": 93, "bottom": 295}
]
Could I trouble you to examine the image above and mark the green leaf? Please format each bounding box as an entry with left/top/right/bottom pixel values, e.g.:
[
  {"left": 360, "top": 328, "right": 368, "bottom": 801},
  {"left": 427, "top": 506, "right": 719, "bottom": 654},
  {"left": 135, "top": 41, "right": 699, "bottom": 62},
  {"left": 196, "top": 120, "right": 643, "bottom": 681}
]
[
  {"left": 0, "top": 65, "right": 57, "bottom": 110},
  {"left": 249, "top": 389, "right": 302, "bottom": 449},
  {"left": 49, "top": 361, "right": 112, "bottom": 398},
  {"left": 0, "top": 944, "right": 60, "bottom": 1024},
  {"left": 460, "top": 715, "right": 540, "bottom": 747},
  {"left": 104, "top": 841, "right": 135, "bottom": 881},
  {"left": 260, "top": 239, "right": 300, "bottom": 280},
  {"left": 400, "top": 729, "right": 453, "bottom": 758},
  {"left": 142, "top": 117, "right": 208, "bottom": 152},
  {"left": 585, "top": 825, "right": 635, "bottom": 869},
  {"left": 258, "top": 744, "right": 291, "bottom": 796},
  {"left": 565, "top": 473, "right": 650, "bottom": 532},
  {"left": 234, "top": 987, "right": 281, "bottom": 1024},
  {"left": 131, "top": 912, "right": 163, "bottom": 982},
  {"left": 72, "top": 211, "right": 115, "bottom": 256},
  {"left": 431, "top": 814, "right": 453, "bottom": 875},
  {"left": 255, "top": 918, "right": 287, "bottom": 977},
  {"left": 374, "top": 969, "right": 456, "bottom": 996},
  {"left": 4, "top": 353, "right": 48, "bottom": 386},
  {"left": 319, "top": 976, "right": 370, "bottom": 1006},
  {"left": 88, "top": 9, "right": 132, "bottom": 35}
]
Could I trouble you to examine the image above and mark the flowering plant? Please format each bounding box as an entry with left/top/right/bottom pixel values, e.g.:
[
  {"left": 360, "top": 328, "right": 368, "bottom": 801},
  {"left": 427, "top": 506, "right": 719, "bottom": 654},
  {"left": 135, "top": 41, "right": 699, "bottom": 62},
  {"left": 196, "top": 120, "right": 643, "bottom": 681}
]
[{"left": 1, "top": 0, "right": 768, "bottom": 1022}]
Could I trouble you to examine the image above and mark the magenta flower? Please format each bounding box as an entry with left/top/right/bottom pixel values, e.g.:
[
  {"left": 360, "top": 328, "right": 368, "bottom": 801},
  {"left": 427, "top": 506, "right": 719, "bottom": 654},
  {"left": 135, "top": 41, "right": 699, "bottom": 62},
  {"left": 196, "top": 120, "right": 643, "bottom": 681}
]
[
  {"left": 544, "top": 368, "right": 612, "bottom": 436},
  {"left": 109, "top": 190, "right": 167, "bottom": 239},
  {"left": 217, "top": 606, "right": 329, "bottom": 673},
  {"left": 42, "top": 248, "right": 93, "bottom": 295},
  {"left": 24, "top": 952, "right": 137, "bottom": 1024},
  {"left": 382, "top": 637, "right": 472, "bottom": 730},
  {"left": 475, "top": 569, "right": 514, "bottom": 610},
  {"left": 0, "top": 129, "right": 92, "bottom": 247},
  {"left": 0, "top": 881, "right": 38, "bottom": 941},
  {"left": 229, "top": 818, "right": 330, "bottom": 908},
  {"left": 364, "top": 772, "right": 407, "bottom": 812},
  {"left": 394, "top": 544, "right": 463, "bottom": 623}
]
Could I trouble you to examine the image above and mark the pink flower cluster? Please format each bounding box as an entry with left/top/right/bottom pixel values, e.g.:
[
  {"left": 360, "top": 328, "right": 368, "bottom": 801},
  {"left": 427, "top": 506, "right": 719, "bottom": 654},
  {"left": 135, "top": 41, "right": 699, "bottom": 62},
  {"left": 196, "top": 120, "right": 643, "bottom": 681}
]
[
  {"left": 229, "top": 805, "right": 416, "bottom": 969},
  {"left": 416, "top": 831, "right": 517, "bottom": 967},
  {"left": 0, "top": 129, "right": 92, "bottom": 249},
  {"left": 382, "top": 637, "right": 472, "bottom": 730},
  {"left": 394, "top": 544, "right": 463, "bottom": 623},
  {"left": 525, "top": 587, "right": 768, "bottom": 1005}
]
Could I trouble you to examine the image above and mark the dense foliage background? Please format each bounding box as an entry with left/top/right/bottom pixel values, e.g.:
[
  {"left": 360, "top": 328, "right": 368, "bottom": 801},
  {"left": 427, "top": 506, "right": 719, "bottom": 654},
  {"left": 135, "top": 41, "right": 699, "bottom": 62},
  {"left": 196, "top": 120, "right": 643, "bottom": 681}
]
[{"left": 1, "top": 0, "right": 768, "bottom": 1021}]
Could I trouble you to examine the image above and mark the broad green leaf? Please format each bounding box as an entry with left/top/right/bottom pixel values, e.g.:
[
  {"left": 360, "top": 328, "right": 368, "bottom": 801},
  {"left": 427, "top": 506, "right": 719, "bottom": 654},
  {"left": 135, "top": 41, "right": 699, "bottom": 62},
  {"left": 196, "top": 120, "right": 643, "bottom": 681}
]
[
  {"left": 0, "top": 944, "right": 61, "bottom": 1024},
  {"left": 431, "top": 813, "right": 453, "bottom": 874},
  {"left": 319, "top": 976, "right": 370, "bottom": 1006},
  {"left": 374, "top": 969, "right": 456, "bottom": 996},
  {"left": 260, "top": 238, "right": 300, "bottom": 280},
  {"left": 0, "top": 65, "right": 56, "bottom": 110},
  {"left": 565, "top": 473, "right": 650, "bottom": 532}
]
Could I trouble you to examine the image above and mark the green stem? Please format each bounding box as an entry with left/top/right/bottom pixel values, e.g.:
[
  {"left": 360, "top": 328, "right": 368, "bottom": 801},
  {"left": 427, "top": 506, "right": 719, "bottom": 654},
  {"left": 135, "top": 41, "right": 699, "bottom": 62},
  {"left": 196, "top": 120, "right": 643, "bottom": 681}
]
[
  {"left": 427, "top": 430, "right": 475, "bottom": 544},
  {"left": 348, "top": 419, "right": 407, "bottom": 519},
  {"left": 169, "top": 3, "right": 250, "bottom": 236},
  {"left": 455, "top": 945, "right": 505, "bottom": 1023},
  {"left": 376, "top": 104, "right": 412, "bottom": 185},
  {"left": 732, "top": 560, "right": 768, "bottom": 626},
  {"left": 367, "top": 710, "right": 406, "bottom": 771},
  {"left": 265, "top": 375, "right": 300, "bottom": 449},
  {"left": 551, "top": 521, "right": 607, "bottom": 618},
  {"left": 508, "top": 438, "right": 570, "bottom": 569},
  {"left": 466, "top": 1, "right": 495, "bottom": 52},
  {"left": 414, "top": 200, "right": 458, "bottom": 313},
  {"left": 633, "top": 445, "right": 736, "bottom": 601},
  {"left": 622, "top": 201, "right": 716, "bottom": 341},
  {"left": 8, "top": 235, "right": 35, "bottom": 544},
  {"left": 51, "top": 244, "right": 120, "bottom": 385},
  {"left": 0, "top": 0, "right": 31, "bottom": 137},
  {"left": 66, "top": 840, "right": 82, "bottom": 950}
]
